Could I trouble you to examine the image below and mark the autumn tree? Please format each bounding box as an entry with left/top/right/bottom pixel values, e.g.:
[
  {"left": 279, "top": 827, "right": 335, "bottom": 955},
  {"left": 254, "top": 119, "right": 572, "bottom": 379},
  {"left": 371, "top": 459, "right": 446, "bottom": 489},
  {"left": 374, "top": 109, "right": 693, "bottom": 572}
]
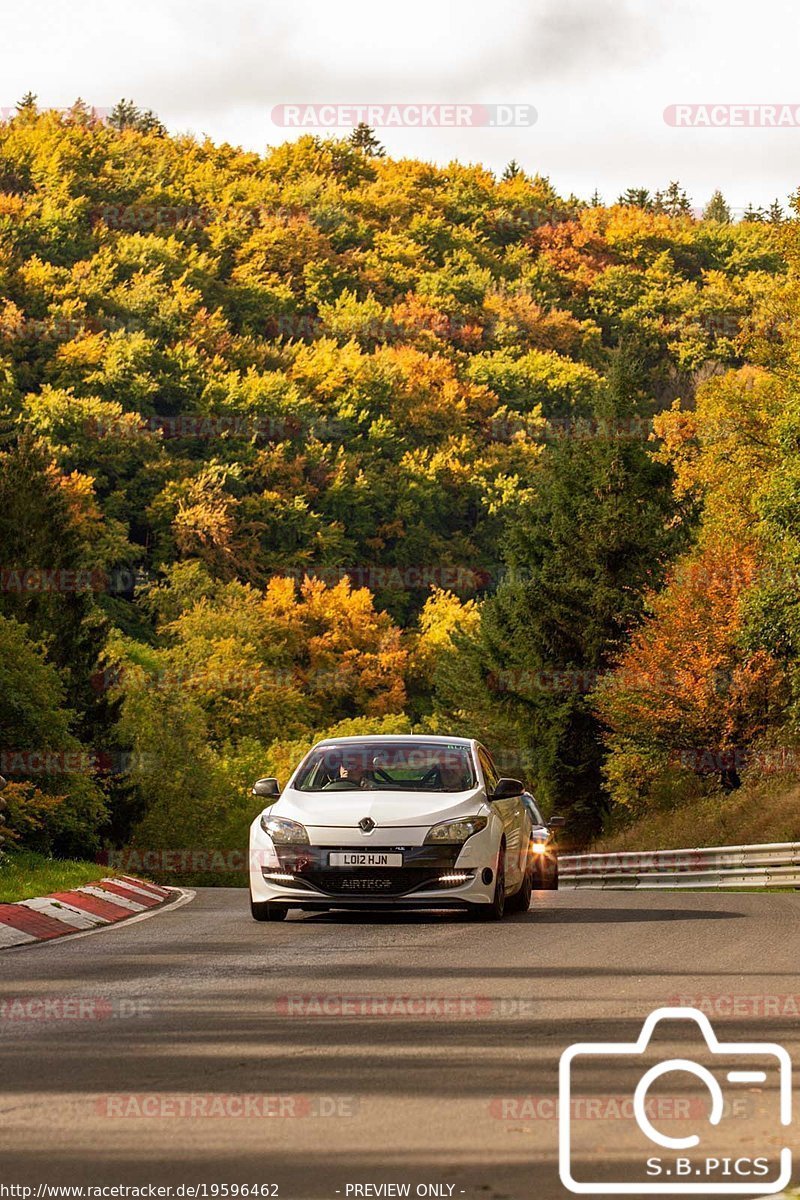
[
  {"left": 0, "top": 437, "right": 107, "bottom": 718},
  {"left": 349, "top": 123, "right": 385, "bottom": 156},
  {"left": 436, "top": 348, "right": 686, "bottom": 838},
  {"left": 656, "top": 181, "right": 692, "bottom": 217},
  {"left": 617, "top": 187, "right": 652, "bottom": 209},
  {"left": 408, "top": 587, "right": 480, "bottom": 719},
  {"left": 108, "top": 99, "right": 165, "bottom": 134},
  {"left": 0, "top": 614, "right": 107, "bottom": 854},
  {"left": 703, "top": 190, "right": 732, "bottom": 223},
  {"left": 595, "top": 540, "right": 786, "bottom": 798},
  {"left": 15, "top": 92, "right": 38, "bottom": 114}
]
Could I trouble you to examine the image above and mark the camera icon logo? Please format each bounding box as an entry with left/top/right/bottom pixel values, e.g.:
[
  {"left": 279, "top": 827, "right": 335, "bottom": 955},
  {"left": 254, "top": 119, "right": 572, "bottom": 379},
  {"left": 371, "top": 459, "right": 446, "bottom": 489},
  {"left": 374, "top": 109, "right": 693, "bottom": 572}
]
[{"left": 559, "top": 1006, "right": 791, "bottom": 1195}]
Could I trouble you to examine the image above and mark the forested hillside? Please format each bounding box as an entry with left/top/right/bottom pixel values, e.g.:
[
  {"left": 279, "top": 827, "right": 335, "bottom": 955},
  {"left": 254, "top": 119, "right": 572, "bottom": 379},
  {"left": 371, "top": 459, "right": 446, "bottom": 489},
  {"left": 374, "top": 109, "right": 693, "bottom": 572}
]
[{"left": 0, "top": 98, "right": 796, "bottom": 859}]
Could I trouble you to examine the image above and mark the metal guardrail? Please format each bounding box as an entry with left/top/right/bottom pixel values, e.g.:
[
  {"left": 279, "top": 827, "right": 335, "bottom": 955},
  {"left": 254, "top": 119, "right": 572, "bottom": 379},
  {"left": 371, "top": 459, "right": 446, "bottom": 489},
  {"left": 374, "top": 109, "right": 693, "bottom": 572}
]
[{"left": 560, "top": 841, "right": 800, "bottom": 890}]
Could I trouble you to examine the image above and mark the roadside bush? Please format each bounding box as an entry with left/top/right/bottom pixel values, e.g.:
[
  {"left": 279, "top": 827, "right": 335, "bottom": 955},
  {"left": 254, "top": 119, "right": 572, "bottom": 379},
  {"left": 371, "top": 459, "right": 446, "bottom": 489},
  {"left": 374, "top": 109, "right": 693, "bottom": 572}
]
[
  {"left": 0, "top": 614, "right": 108, "bottom": 857},
  {"left": 0, "top": 781, "right": 67, "bottom": 852}
]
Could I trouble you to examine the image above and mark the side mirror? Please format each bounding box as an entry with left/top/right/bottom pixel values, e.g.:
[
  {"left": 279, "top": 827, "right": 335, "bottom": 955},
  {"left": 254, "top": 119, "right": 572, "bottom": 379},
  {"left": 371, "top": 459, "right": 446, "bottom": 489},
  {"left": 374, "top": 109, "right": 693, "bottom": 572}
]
[
  {"left": 490, "top": 777, "right": 525, "bottom": 801},
  {"left": 548, "top": 815, "right": 566, "bottom": 829},
  {"left": 252, "top": 777, "right": 281, "bottom": 799}
]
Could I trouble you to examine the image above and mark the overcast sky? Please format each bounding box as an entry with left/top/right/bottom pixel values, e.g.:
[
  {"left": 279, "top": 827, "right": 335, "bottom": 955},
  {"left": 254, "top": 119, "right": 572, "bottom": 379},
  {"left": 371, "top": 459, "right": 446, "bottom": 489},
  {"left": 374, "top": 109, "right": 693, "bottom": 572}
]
[{"left": 3, "top": 0, "right": 800, "bottom": 211}]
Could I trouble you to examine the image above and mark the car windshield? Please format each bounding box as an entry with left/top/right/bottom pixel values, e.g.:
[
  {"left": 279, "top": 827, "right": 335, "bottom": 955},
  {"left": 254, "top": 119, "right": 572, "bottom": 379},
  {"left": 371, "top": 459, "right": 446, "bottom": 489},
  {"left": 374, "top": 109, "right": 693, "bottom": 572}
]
[{"left": 293, "top": 742, "right": 477, "bottom": 792}]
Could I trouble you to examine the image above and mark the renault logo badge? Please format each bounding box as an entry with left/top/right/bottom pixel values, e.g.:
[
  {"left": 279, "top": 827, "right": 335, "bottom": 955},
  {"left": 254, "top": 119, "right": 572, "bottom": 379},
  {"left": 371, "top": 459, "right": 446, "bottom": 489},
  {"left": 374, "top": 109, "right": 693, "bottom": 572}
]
[{"left": 359, "top": 817, "right": 375, "bottom": 832}]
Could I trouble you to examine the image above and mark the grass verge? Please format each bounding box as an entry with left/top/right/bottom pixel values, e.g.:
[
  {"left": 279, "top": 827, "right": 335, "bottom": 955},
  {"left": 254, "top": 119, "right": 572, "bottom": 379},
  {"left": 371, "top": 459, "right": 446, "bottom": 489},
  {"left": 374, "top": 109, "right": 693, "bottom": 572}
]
[
  {"left": 593, "top": 779, "right": 800, "bottom": 853},
  {"left": 0, "top": 849, "right": 118, "bottom": 904}
]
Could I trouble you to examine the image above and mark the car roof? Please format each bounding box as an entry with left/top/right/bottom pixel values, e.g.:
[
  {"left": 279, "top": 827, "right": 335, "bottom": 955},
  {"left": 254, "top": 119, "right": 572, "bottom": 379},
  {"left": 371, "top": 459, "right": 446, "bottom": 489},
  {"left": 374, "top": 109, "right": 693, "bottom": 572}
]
[{"left": 314, "top": 734, "right": 475, "bottom": 747}]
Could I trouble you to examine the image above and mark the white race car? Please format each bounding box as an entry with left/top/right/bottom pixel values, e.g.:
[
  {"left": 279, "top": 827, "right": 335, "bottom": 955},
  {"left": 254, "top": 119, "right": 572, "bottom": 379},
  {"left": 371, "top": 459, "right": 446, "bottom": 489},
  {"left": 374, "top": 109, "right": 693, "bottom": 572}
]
[{"left": 248, "top": 734, "right": 563, "bottom": 921}]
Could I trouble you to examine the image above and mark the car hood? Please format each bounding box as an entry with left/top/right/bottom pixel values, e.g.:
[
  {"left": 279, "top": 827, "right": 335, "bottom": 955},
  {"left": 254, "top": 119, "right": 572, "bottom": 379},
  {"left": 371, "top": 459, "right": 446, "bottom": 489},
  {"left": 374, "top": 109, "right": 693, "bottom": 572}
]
[{"left": 272, "top": 786, "right": 486, "bottom": 829}]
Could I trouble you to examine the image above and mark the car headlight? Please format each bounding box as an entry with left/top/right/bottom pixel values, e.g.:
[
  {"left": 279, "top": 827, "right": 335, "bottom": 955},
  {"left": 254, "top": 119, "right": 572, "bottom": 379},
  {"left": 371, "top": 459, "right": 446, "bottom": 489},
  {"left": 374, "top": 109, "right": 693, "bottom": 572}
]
[
  {"left": 424, "top": 815, "right": 488, "bottom": 845},
  {"left": 260, "top": 815, "right": 310, "bottom": 844}
]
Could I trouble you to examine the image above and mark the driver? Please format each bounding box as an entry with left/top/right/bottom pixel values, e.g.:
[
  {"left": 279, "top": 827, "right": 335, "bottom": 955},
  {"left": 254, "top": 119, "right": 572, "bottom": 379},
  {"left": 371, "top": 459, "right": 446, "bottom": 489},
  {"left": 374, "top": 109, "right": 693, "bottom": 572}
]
[
  {"left": 338, "top": 752, "right": 374, "bottom": 789},
  {"left": 318, "top": 749, "right": 344, "bottom": 787}
]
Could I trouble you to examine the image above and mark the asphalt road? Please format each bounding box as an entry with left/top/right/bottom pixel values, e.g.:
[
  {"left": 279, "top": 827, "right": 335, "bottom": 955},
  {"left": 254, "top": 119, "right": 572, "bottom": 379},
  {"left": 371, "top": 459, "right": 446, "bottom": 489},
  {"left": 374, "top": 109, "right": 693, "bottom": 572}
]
[{"left": 1, "top": 889, "right": 799, "bottom": 1199}]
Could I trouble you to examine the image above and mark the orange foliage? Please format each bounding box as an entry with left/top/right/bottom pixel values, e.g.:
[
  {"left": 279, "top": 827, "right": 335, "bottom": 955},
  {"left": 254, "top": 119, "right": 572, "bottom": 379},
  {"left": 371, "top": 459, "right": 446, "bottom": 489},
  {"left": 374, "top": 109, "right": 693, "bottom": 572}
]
[
  {"left": 285, "top": 575, "right": 407, "bottom": 717},
  {"left": 390, "top": 294, "right": 484, "bottom": 352},
  {"left": 533, "top": 218, "right": 615, "bottom": 282},
  {"left": 595, "top": 540, "right": 786, "bottom": 779}
]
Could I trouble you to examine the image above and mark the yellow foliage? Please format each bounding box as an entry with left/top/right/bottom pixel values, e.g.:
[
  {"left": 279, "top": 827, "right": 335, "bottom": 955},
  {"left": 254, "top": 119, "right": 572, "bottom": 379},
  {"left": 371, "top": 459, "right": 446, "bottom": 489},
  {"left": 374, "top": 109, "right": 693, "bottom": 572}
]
[
  {"left": 654, "top": 367, "right": 783, "bottom": 539},
  {"left": 413, "top": 587, "right": 481, "bottom": 683}
]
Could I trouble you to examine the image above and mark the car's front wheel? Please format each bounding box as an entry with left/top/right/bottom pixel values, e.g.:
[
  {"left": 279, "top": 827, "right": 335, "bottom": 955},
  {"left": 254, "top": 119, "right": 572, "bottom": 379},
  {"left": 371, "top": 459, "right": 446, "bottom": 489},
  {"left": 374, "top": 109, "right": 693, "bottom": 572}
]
[
  {"left": 250, "top": 896, "right": 289, "bottom": 922},
  {"left": 506, "top": 841, "right": 534, "bottom": 913},
  {"left": 471, "top": 843, "right": 506, "bottom": 920}
]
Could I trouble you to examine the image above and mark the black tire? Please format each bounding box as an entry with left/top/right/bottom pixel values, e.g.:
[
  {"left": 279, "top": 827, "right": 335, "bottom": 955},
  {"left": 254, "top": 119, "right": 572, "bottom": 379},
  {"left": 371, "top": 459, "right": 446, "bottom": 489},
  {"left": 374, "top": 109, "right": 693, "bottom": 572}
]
[
  {"left": 506, "top": 841, "right": 533, "bottom": 913},
  {"left": 250, "top": 896, "right": 289, "bottom": 922},
  {"left": 531, "top": 854, "right": 559, "bottom": 891},
  {"left": 471, "top": 842, "right": 506, "bottom": 920}
]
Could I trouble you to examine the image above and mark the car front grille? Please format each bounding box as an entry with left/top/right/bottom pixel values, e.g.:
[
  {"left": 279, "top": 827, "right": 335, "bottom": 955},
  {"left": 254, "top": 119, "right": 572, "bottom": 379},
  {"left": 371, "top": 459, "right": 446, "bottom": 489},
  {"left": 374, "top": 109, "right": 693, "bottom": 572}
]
[
  {"left": 265, "top": 845, "right": 468, "bottom": 896},
  {"left": 302, "top": 868, "right": 468, "bottom": 896}
]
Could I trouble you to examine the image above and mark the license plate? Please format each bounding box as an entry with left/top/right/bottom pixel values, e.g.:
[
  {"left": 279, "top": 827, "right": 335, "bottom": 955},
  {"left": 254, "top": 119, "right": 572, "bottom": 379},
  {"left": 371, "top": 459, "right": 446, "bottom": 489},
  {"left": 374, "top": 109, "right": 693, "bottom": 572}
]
[{"left": 328, "top": 852, "right": 403, "bottom": 867}]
